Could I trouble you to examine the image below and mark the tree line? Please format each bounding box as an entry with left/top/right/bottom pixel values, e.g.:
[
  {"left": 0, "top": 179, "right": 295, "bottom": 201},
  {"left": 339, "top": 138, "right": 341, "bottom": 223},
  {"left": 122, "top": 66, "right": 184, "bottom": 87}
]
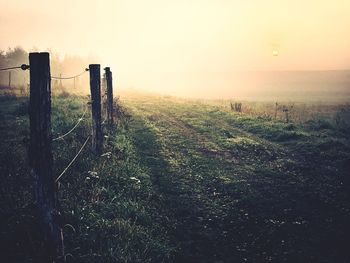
[{"left": 0, "top": 46, "right": 91, "bottom": 92}]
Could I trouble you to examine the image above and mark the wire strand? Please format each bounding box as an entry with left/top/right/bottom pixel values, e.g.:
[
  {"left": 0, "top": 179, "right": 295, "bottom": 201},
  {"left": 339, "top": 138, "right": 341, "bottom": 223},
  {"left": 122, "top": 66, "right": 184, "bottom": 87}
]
[
  {"left": 0, "top": 64, "right": 30, "bottom": 71},
  {"left": 55, "top": 136, "right": 90, "bottom": 183},
  {"left": 0, "top": 66, "right": 22, "bottom": 71},
  {"left": 53, "top": 106, "right": 88, "bottom": 141},
  {"left": 51, "top": 68, "right": 88, "bottom": 80}
]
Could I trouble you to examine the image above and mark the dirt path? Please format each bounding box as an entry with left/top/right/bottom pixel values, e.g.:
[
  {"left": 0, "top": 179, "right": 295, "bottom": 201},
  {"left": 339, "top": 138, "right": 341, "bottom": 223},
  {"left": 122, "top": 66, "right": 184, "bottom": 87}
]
[
  {"left": 129, "top": 116, "right": 234, "bottom": 262},
  {"left": 125, "top": 100, "right": 349, "bottom": 263}
]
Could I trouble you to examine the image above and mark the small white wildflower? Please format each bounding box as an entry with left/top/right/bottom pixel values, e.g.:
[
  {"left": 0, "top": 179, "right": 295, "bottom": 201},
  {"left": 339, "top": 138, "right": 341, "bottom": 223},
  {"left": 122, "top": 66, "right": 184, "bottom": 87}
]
[
  {"left": 130, "top": 177, "right": 141, "bottom": 184},
  {"left": 101, "top": 152, "right": 112, "bottom": 158}
]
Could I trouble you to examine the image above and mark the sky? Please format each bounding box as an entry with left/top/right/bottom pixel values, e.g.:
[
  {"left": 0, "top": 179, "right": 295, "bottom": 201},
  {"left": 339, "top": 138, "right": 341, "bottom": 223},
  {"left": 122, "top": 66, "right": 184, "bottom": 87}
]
[{"left": 1, "top": 0, "right": 350, "bottom": 97}]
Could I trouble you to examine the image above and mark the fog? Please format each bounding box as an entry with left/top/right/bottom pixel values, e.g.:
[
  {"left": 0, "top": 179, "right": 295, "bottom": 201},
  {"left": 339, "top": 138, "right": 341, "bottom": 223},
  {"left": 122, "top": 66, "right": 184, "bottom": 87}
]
[
  {"left": 1, "top": 0, "right": 350, "bottom": 101},
  {"left": 126, "top": 70, "right": 350, "bottom": 102}
]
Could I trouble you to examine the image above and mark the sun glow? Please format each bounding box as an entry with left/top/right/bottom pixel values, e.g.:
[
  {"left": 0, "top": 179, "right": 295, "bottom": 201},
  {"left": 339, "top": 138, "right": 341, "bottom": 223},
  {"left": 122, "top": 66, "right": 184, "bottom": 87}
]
[{"left": 1, "top": 0, "right": 350, "bottom": 97}]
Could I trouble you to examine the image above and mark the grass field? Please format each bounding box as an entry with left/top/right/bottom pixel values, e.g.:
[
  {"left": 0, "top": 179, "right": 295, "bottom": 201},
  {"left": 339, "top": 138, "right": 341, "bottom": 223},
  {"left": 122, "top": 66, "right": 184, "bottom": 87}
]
[{"left": 1, "top": 93, "right": 350, "bottom": 262}]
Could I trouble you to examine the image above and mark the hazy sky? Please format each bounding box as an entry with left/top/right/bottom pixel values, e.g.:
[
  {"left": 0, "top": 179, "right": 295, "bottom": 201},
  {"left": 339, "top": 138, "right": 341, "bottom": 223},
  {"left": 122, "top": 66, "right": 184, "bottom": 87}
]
[{"left": 1, "top": 0, "right": 350, "bottom": 96}]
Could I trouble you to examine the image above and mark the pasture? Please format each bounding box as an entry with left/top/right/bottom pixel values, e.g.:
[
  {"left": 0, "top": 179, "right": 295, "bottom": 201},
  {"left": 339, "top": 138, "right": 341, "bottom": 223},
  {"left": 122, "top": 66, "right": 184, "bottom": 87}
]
[{"left": 1, "top": 93, "right": 350, "bottom": 262}]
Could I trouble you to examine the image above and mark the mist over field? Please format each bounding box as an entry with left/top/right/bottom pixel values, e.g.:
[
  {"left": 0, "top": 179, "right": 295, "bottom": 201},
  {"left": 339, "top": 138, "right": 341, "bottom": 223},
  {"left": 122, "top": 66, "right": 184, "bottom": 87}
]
[
  {"left": 126, "top": 70, "right": 350, "bottom": 102},
  {"left": 1, "top": 1, "right": 350, "bottom": 263},
  {"left": 1, "top": 47, "right": 350, "bottom": 102},
  {"left": 2, "top": 0, "right": 350, "bottom": 102}
]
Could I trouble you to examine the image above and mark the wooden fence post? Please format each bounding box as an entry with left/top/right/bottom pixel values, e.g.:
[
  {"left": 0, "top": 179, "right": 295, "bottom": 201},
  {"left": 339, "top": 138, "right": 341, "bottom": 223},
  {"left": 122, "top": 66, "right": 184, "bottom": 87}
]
[
  {"left": 101, "top": 72, "right": 107, "bottom": 118},
  {"left": 105, "top": 67, "right": 114, "bottom": 126},
  {"left": 8, "top": 71, "right": 11, "bottom": 87},
  {"left": 284, "top": 107, "right": 289, "bottom": 123},
  {"left": 89, "top": 64, "right": 103, "bottom": 154},
  {"left": 29, "top": 52, "right": 64, "bottom": 261}
]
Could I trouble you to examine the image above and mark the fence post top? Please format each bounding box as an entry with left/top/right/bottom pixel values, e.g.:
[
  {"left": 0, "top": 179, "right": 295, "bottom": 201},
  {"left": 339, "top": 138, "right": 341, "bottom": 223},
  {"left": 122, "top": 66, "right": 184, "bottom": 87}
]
[
  {"left": 104, "top": 67, "right": 111, "bottom": 72},
  {"left": 89, "top": 64, "right": 100, "bottom": 68},
  {"left": 29, "top": 52, "right": 50, "bottom": 56}
]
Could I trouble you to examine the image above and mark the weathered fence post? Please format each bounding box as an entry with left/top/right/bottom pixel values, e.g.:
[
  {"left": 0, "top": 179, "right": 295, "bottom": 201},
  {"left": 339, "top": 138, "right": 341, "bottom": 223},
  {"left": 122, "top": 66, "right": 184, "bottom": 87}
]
[
  {"left": 29, "top": 52, "right": 64, "bottom": 262},
  {"left": 274, "top": 102, "right": 278, "bottom": 119},
  {"left": 236, "top": 103, "right": 242, "bottom": 112},
  {"left": 89, "top": 64, "right": 103, "bottom": 154},
  {"left": 101, "top": 72, "right": 107, "bottom": 118},
  {"left": 283, "top": 107, "right": 289, "bottom": 123},
  {"left": 8, "top": 71, "right": 11, "bottom": 87},
  {"left": 105, "top": 67, "right": 114, "bottom": 127}
]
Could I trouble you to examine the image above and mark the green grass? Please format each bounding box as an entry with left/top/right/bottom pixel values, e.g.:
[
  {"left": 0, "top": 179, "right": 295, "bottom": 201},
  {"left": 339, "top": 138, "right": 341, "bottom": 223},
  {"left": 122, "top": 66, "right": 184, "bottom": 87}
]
[
  {"left": 0, "top": 95, "right": 174, "bottom": 263},
  {"left": 1, "top": 94, "right": 350, "bottom": 262},
  {"left": 123, "top": 95, "right": 350, "bottom": 262}
]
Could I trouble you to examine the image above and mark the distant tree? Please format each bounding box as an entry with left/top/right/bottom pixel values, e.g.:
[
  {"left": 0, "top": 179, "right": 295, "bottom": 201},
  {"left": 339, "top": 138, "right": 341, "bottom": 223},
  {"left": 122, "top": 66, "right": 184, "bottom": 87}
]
[
  {"left": 0, "top": 46, "right": 90, "bottom": 92},
  {"left": 0, "top": 47, "right": 29, "bottom": 87},
  {"left": 0, "top": 50, "right": 6, "bottom": 69},
  {"left": 6, "top": 46, "right": 28, "bottom": 65}
]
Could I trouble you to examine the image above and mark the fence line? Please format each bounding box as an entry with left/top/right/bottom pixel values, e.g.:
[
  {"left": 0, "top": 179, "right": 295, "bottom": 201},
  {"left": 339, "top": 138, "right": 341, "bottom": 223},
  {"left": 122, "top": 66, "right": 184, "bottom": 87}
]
[
  {"left": 25, "top": 52, "right": 114, "bottom": 260},
  {"left": 53, "top": 106, "right": 88, "bottom": 141},
  {"left": 51, "top": 68, "right": 89, "bottom": 80},
  {"left": 55, "top": 136, "right": 91, "bottom": 183}
]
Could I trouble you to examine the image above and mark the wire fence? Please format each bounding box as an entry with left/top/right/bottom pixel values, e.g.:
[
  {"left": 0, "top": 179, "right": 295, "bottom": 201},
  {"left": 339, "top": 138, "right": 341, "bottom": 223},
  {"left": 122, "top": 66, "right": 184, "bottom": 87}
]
[
  {"left": 3, "top": 54, "right": 113, "bottom": 258},
  {"left": 51, "top": 67, "right": 91, "bottom": 179},
  {"left": 51, "top": 68, "right": 89, "bottom": 80},
  {"left": 53, "top": 106, "right": 88, "bottom": 141},
  {"left": 55, "top": 136, "right": 91, "bottom": 183},
  {"left": 1, "top": 64, "right": 95, "bottom": 182},
  {"left": 51, "top": 67, "right": 92, "bottom": 181},
  {"left": 0, "top": 64, "right": 29, "bottom": 71},
  {"left": 0, "top": 64, "right": 88, "bottom": 78},
  {"left": 0, "top": 64, "right": 87, "bottom": 91}
]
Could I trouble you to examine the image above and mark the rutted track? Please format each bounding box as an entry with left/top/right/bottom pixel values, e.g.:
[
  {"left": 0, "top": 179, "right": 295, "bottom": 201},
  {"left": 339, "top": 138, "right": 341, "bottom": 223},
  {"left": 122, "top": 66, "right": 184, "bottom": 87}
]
[
  {"left": 129, "top": 102, "right": 296, "bottom": 176},
  {"left": 125, "top": 99, "right": 343, "bottom": 262}
]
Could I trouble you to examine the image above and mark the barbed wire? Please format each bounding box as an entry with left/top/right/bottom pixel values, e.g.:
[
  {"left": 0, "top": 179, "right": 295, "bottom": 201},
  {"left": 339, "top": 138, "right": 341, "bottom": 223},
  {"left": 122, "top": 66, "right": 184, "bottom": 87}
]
[
  {"left": 53, "top": 106, "right": 88, "bottom": 141},
  {"left": 0, "top": 64, "right": 30, "bottom": 71},
  {"left": 51, "top": 68, "right": 89, "bottom": 80},
  {"left": 55, "top": 136, "right": 90, "bottom": 183}
]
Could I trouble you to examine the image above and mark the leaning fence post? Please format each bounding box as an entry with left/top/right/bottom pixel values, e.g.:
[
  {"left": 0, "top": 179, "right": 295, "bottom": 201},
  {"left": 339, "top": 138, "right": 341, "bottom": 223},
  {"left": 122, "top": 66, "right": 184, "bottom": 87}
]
[
  {"left": 89, "top": 64, "right": 103, "bottom": 154},
  {"left": 105, "top": 67, "right": 114, "bottom": 127},
  {"left": 29, "top": 52, "right": 64, "bottom": 261}
]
